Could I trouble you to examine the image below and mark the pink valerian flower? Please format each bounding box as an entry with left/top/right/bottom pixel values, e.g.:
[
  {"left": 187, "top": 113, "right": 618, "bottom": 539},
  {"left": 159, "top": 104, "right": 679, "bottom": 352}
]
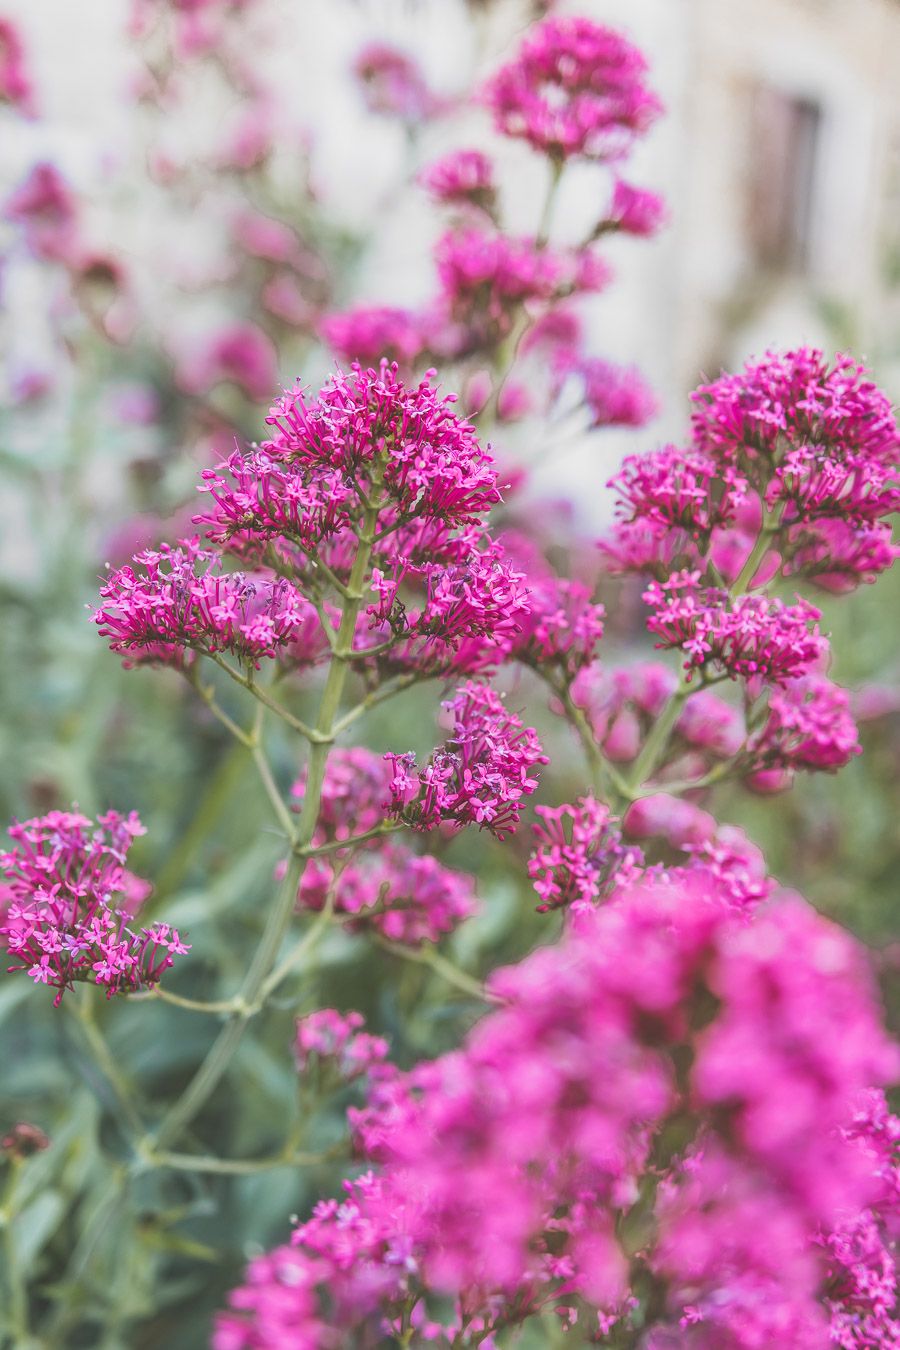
[
  {"left": 213, "top": 1174, "right": 415, "bottom": 1350},
  {"left": 744, "top": 675, "right": 861, "bottom": 791},
  {"left": 363, "top": 541, "right": 530, "bottom": 668},
  {"left": 435, "top": 227, "right": 562, "bottom": 343},
  {"left": 0, "top": 17, "right": 33, "bottom": 112},
  {"left": 691, "top": 348, "right": 900, "bottom": 520},
  {"left": 94, "top": 538, "right": 332, "bottom": 670},
  {"left": 295, "top": 1009, "right": 389, "bottom": 1082},
  {"left": 4, "top": 162, "right": 79, "bottom": 262},
  {"left": 0, "top": 809, "right": 187, "bottom": 1004},
  {"left": 298, "top": 845, "right": 479, "bottom": 947},
  {"left": 419, "top": 149, "right": 497, "bottom": 212},
  {"left": 319, "top": 306, "right": 427, "bottom": 368},
  {"left": 230, "top": 210, "right": 302, "bottom": 265},
  {"left": 220, "top": 875, "right": 898, "bottom": 1342},
  {"left": 643, "top": 570, "right": 827, "bottom": 685},
  {"left": 353, "top": 42, "right": 442, "bottom": 122},
  {"left": 483, "top": 15, "right": 661, "bottom": 162},
  {"left": 177, "top": 322, "right": 279, "bottom": 402},
  {"left": 786, "top": 516, "right": 900, "bottom": 592},
  {"left": 609, "top": 444, "right": 748, "bottom": 542},
  {"left": 528, "top": 796, "right": 642, "bottom": 912},
  {"left": 385, "top": 682, "right": 547, "bottom": 839},
  {"left": 558, "top": 353, "right": 658, "bottom": 429},
  {"left": 601, "top": 178, "right": 666, "bottom": 237},
  {"left": 570, "top": 662, "right": 746, "bottom": 778},
  {"left": 291, "top": 748, "right": 393, "bottom": 846},
  {"left": 622, "top": 794, "right": 771, "bottom": 911},
  {"left": 510, "top": 571, "right": 605, "bottom": 679},
  {"left": 198, "top": 365, "right": 501, "bottom": 558}
]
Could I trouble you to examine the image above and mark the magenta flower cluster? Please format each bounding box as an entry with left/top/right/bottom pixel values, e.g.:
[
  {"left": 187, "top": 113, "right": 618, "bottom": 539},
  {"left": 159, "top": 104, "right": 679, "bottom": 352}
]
[
  {"left": 385, "top": 682, "right": 547, "bottom": 839},
  {"left": 0, "top": 810, "right": 187, "bottom": 1004},
  {"left": 217, "top": 873, "right": 899, "bottom": 1347},
  {"left": 483, "top": 15, "right": 662, "bottom": 161}
]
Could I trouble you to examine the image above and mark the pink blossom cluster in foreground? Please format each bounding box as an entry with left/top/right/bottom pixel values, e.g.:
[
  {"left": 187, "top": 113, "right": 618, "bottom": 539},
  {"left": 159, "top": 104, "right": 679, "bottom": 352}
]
[
  {"left": 216, "top": 872, "right": 900, "bottom": 1348},
  {"left": 0, "top": 810, "right": 187, "bottom": 1003}
]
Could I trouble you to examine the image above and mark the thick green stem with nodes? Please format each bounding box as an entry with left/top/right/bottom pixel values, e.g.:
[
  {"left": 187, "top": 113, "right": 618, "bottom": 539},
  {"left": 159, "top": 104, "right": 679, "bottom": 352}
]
[{"left": 151, "top": 479, "right": 384, "bottom": 1150}]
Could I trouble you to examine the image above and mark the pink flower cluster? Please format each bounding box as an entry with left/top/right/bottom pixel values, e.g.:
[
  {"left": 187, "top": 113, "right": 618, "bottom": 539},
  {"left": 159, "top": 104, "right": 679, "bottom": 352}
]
[
  {"left": 419, "top": 149, "right": 496, "bottom": 212},
  {"left": 603, "top": 349, "right": 900, "bottom": 594},
  {"left": 528, "top": 796, "right": 641, "bottom": 911},
  {"left": 198, "top": 363, "right": 501, "bottom": 553},
  {"left": 318, "top": 305, "right": 427, "bottom": 369},
  {"left": 295, "top": 1009, "right": 389, "bottom": 1083},
  {"left": 483, "top": 15, "right": 662, "bottom": 161},
  {"left": 559, "top": 353, "right": 658, "bottom": 429},
  {"left": 643, "top": 570, "right": 826, "bottom": 684},
  {"left": 292, "top": 750, "right": 480, "bottom": 945},
  {"left": 0, "top": 17, "right": 33, "bottom": 113},
  {"left": 745, "top": 674, "right": 862, "bottom": 791},
  {"left": 0, "top": 810, "right": 187, "bottom": 1004},
  {"left": 94, "top": 539, "right": 330, "bottom": 670},
  {"left": 385, "top": 683, "right": 547, "bottom": 838},
  {"left": 218, "top": 874, "right": 898, "bottom": 1345},
  {"left": 353, "top": 42, "right": 442, "bottom": 123}
]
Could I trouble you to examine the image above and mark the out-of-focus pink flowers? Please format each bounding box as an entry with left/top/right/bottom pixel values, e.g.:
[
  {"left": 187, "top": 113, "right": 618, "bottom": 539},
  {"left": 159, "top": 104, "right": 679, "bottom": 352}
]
[
  {"left": 295, "top": 1009, "right": 389, "bottom": 1082},
  {"left": 319, "top": 305, "right": 427, "bottom": 368},
  {"left": 353, "top": 42, "right": 443, "bottom": 123},
  {"left": 419, "top": 149, "right": 496, "bottom": 212},
  {"left": 602, "top": 178, "right": 667, "bottom": 236},
  {"left": 0, "top": 16, "right": 33, "bottom": 112},
  {"left": 484, "top": 15, "right": 662, "bottom": 161},
  {"left": 560, "top": 353, "right": 658, "bottom": 428},
  {"left": 178, "top": 322, "right": 279, "bottom": 402},
  {"left": 4, "top": 163, "right": 79, "bottom": 262},
  {"left": 0, "top": 809, "right": 187, "bottom": 1004}
]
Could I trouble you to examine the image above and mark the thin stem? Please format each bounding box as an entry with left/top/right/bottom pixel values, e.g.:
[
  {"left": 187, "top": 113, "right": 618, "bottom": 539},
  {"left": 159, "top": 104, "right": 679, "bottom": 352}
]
[
  {"left": 250, "top": 738, "right": 297, "bottom": 845},
  {"left": 207, "top": 652, "right": 321, "bottom": 742},
  {"left": 537, "top": 669, "right": 632, "bottom": 810},
  {"left": 331, "top": 672, "right": 419, "bottom": 735},
  {"left": 375, "top": 937, "right": 501, "bottom": 1005},
  {"left": 152, "top": 475, "right": 384, "bottom": 1149},
  {"left": 187, "top": 668, "right": 253, "bottom": 747},
  {"left": 304, "top": 821, "right": 403, "bottom": 859},
  {"left": 257, "top": 893, "right": 336, "bottom": 1004},
  {"left": 69, "top": 992, "right": 145, "bottom": 1136},
  {"left": 0, "top": 1163, "right": 29, "bottom": 1346},
  {"left": 536, "top": 155, "right": 565, "bottom": 247},
  {"left": 148, "top": 1147, "right": 327, "bottom": 1176},
  {"left": 129, "top": 986, "right": 239, "bottom": 1015},
  {"left": 731, "top": 502, "right": 783, "bottom": 596}
]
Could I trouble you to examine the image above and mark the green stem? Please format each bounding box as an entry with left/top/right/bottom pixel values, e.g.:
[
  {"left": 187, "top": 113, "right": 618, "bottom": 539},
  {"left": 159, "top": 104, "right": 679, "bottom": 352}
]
[
  {"left": 731, "top": 502, "right": 782, "bottom": 596},
  {"left": 70, "top": 991, "right": 145, "bottom": 1136},
  {"left": 627, "top": 683, "right": 690, "bottom": 792},
  {"left": 207, "top": 652, "right": 320, "bottom": 742},
  {"left": 151, "top": 485, "right": 382, "bottom": 1149},
  {"left": 147, "top": 1147, "right": 327, "bottom": 1176},
  {"left": 536, "top": 156, "right": 565, "bottom": 247},
  {"left": 375, "top": 938, "right": 501, "bottom": 1004},
  {"left": 0, "top": 1163, "right": 29, "bottom": 1346}
]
